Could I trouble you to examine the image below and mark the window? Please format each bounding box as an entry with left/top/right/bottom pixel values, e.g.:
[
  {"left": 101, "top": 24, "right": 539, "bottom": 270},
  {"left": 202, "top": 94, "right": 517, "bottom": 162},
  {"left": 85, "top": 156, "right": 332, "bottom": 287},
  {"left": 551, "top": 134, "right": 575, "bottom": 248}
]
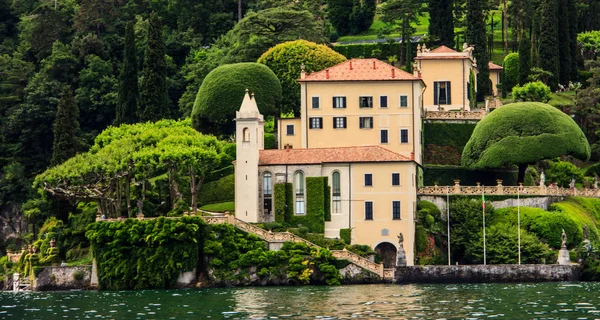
[
  {"left": 392, "top": 201, "right": 401, "bottom": 220},
  {"left": 263, "top": 172, "right": 272, "bottom": 214},
  {"left": 333, "top": 96, "right": 346, "bottom": 108},
  {"left": 332, "top": 172, "right": 341, "bottom": 214},
  {"left": 380, "top": 96, "right": 388, "bottom": 108},
  {"left": 364, "top": 173, "right": 372, "bottom": 186},
  {"left": 399, "top": 95, "right": 408, "bottom": 108},
  {"left": 359, "top": 117, "right": 373, "bottom": 129},
  {"left": 392, "top": 173, "right": 400, "bottom": 186},
  {"left": 242, "top": 127, "right": 250, "bottom": 142},
  {"left": 380, "top": 129, "right": 388, "bottom": 144},
  {"left": 359, "top": 96, "right": 373, "bottom": 108},
  {"left": 365, "top": 201, "right": 373, "bottom": 220},
  {"left": 434, "top": 81, "right": 451, "bottom": 105},
  {"left": 333, "top": 117, "right": 347, "bottom": 129},
  {"left": 400, "top": 129, "right": 409, "bottom": 143},
  {"left": 309, "top": 117, "right": 323, "bottom": 129},
  {"left": 294, "top": 172, "right": 305, "bottom": 215},
  {"left": 312, "top": 96, "right": 320, "bottom": 109},
  {"left": 286, "top": 125, "right": 294, "bottom": 136}
]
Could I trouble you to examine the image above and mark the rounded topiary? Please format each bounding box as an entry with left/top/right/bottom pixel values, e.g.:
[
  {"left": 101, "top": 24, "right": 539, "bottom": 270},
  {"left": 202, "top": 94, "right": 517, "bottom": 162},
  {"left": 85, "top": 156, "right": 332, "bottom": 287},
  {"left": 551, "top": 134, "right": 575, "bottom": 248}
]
[
  {"left": 191, "top": 63, "right": 282, "bottom": 134},
  {"left": 258, "top": 40, "right": 347, "bottom": 116},
  {"left": 462, "top": 102, "right": 590, "bottom": 182},
  {"left": 502, "top": 52, "right": 519, "bottom": 93}
]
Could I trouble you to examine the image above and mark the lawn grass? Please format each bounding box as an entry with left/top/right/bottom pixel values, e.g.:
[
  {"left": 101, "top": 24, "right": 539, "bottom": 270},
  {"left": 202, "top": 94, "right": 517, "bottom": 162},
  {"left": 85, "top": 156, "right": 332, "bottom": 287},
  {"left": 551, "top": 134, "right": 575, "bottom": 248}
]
[
  {"left": 548, "top": 91, "right": 576, "bottom": 107},
  {"left": 200, "top": 201, "right": 235, "bottom": 213}
]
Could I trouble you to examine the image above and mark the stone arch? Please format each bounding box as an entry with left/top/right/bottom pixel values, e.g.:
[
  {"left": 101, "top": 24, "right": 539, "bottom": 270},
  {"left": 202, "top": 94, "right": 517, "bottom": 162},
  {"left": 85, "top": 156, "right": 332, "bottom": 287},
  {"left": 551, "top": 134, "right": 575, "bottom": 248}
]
[
  {"left": 242, "top": 127, "right": 250, "bottom": 142},
  {"left": 374, "top": 242, "right": 397, "bottom": 268}
]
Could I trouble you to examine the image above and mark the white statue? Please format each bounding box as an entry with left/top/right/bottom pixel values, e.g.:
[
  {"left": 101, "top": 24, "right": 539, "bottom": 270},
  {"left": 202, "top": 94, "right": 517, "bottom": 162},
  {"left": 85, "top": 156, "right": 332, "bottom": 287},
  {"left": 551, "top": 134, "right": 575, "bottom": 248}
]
[{"left": 540, "top": 171, "right": 545, "bottom": 186}]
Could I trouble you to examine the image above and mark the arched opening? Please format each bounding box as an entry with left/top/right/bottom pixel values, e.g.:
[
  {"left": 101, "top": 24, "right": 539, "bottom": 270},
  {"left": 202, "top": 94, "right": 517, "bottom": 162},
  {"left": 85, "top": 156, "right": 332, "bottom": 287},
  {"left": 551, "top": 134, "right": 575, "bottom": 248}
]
[
  {"left": 242, "top": 127, "right": 250, "bottom": 142},
  {"left": 263, "top": 172, "right": 272, "bottom": 214},
  {"left": 331, "top": 171, "right": 341, "bottom": 213},
  {"left": 375, "top": 242, "right": 397, "bottom": 268},
  {"left": 294, "top": 171, "right": 305, "bottom": 215}
]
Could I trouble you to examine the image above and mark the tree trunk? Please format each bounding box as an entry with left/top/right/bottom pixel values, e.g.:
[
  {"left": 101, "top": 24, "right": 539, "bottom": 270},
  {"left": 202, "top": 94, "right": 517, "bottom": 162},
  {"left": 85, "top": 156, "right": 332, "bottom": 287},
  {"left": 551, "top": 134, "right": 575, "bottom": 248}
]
[
  {"left": 518, "top": 163, "right": 527, "bottom": 184},
  {"left": 189, "top": 166, "right": 197, "bottom": 212},
  {"left": 126, "top": 174, "right": 132, "bottom": 218}
]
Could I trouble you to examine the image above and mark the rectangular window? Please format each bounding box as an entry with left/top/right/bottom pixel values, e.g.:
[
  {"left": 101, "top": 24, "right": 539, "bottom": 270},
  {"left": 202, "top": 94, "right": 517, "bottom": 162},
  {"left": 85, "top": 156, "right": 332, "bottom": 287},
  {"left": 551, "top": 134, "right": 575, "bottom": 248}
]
[
  {"left": 359, "top": 96, "right": 373, "bottom": 108},
  {"left": 333, "top": 96, "right": 346, "bottom": 108},
  {"left": 309, "top": 117, "right": 322, "bottom": 129},
  {"left": 312, "top": 96, "right": 320, "bottom": 109},
  {"left": 286, "top": 125, "right": 294, "bottom": 135},
  {"left": 400, "top": 129, "right": 409, "bottom": 143},
  {"left": 364, "top": 173, "right": 372, "bottom": 186},
  {"left": 380, "top": 96, "right": 388, "bottom": 108},
  {"left": 392, "top": 201, "right": 401, "bottom": 220},
  {"left": 434, "top": 81, "right": 451, "bottom": 105},
  {"left": 380, "top": 129, "right": 388, "bottom": 144},
  {"left": 392, "top": 173, "right": 400, "bottom": 186},
  {"left": 365, "top": 201, "right": 373, "bottom": 220},
  {"left": 400, "top": 95, "right": 408, "bottom": 108},
  {"left": 359, "top": 117, "right": 373, "bottom": 129},
  {"left": 333, "top": 117, "right": 347, "bottom": 129}
]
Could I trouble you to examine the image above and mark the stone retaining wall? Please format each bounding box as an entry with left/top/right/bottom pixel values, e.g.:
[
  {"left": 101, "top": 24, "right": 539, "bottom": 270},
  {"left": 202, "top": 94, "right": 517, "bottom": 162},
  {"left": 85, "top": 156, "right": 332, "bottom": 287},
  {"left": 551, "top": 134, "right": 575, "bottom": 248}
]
[
  {"left": 419, "top": 195, "right": 564, "bottom": 214},
  {"left": 395, "top": 265, "right": 581, "bottom": 283},
  {"left": 35, "top": 266, "right": 92, "bottom": 291}
]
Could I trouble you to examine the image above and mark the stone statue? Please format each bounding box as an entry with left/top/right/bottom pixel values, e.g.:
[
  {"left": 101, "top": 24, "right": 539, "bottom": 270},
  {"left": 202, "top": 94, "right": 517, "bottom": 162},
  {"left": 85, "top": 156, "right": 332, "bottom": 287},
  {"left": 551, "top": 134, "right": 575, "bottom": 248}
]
[
  {"left": 398, "top": 232, "right": 404, "bottom": 245},
  {"left": 561, "top": 229, "right": 567, "bottom": 249},
  {"left": 594, "top": 176, "right": 598, "bottom": 189},
  {"left": 137, "top": 199, "right": 143, "bottom": 215},
  {"left": 540, "top": 171, "right": 545, "bottom": 186},
  {"left": 570, "top": 177, "right": 576, "bottom": 189},
  {"left": 463, "top": 42, "right": 469, "bottom": 51},
  {"left": 396, "top": 233, "right": 407, "bottom": 267},
  {"left": 50, "top": 238, "right": 56, "bottom": 248}
]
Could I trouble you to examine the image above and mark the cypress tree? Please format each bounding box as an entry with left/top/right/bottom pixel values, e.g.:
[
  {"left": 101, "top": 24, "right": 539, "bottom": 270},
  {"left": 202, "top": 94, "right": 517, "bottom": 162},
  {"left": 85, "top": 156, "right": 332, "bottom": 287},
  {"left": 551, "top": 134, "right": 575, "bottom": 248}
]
[
  {"left": 116, "top": 21, "right": 139, "bottom": 125},
  {"left": 557, "top": 0, "right": 571, "bottom": 85},
  {"left": 51, "top": 90, "right": 79, "bottom": 166},
  {"left": 466, "top": 0, "right": 490, "bottom": 100},
  {"left": 538, "top": 0, "right": 560, "bottom": 90},
  {"left": 139, "top": 12, "right": 169, "bottom": 122},
  {"left": 518, "top": 34, "right": 532, "bottom": 85},
  {"left": 360, "top": 0, "right": 377, "bottom": 33},
  {"left": 567, "top": 0, "right": 579, "bottom": 81},
  {"left": 428, "top": 0, "right": 454, "bottom": 47}
]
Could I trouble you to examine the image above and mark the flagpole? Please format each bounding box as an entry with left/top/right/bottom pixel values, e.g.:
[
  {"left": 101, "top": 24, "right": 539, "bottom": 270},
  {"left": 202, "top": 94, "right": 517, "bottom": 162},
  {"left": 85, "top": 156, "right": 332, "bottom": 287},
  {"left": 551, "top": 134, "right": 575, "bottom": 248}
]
[
  {"left": 518, "top": 184, "right": 521, "bottom": 265},
  {"left": 447, "top": 186, "right": 451, "bottom": 266},
  {"left": 483, "top": 186, "right": 487, "bottom": 265}
]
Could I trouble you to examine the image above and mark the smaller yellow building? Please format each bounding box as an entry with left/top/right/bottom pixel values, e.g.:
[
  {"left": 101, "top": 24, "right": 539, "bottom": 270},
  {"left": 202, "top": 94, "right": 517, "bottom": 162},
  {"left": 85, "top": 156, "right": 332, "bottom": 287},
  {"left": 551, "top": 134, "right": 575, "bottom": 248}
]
[{"left": 489, "top": 61, "right": 504, "bottom": 97}]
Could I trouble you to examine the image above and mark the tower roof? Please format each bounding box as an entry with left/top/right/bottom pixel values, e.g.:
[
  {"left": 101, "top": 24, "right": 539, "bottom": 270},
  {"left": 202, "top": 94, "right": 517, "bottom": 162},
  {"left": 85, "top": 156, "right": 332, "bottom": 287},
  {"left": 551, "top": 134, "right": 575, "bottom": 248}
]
[{"left": 236, "top": 89, "right": 263, "bottom": 120}]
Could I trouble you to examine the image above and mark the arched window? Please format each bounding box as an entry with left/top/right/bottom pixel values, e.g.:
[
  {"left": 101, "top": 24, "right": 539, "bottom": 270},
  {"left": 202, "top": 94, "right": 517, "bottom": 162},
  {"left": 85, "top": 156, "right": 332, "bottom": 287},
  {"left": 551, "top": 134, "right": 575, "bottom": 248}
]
[
  {"left": 263, "top": 172, "right": 272, "bottom": 214},
  {"left": 294, "top": 171, "right": 305, "bottom": 215},
  {"left": 332, "top": 172, "right": 341, "bottom": 213},
  {"left": 242, "top": 127, "right": 250, "bottom": 142}
]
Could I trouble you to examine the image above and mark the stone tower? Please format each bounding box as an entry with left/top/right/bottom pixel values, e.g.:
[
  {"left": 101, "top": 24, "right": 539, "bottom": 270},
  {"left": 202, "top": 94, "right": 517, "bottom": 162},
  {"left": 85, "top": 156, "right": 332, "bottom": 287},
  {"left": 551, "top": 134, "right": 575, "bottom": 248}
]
[{"left": 235, "top": 90, "right": 264, "bottom": 223}]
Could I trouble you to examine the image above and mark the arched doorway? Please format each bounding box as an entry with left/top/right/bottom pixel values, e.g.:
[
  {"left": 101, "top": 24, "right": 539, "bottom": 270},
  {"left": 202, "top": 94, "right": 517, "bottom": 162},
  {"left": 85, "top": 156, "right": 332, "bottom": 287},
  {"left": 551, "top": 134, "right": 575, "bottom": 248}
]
[{"left": 375, "top": 242, "right": 397, "bottom": 268}]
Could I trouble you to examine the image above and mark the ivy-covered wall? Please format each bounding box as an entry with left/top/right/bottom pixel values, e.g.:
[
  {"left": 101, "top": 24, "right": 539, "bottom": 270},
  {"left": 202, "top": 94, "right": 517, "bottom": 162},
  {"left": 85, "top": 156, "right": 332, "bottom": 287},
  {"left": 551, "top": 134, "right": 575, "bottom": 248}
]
[
  {"left": 289, "top": 177, "right": 327, "bottom": 233},
  {"left": 423, "top": 122, "right": 477, "bottom": 165},
  {"left": 274, "top": 183, "right": 293, "bottom": 224},
  {"left": 423, "top": 165, "right": 535, "bottom": 186}
]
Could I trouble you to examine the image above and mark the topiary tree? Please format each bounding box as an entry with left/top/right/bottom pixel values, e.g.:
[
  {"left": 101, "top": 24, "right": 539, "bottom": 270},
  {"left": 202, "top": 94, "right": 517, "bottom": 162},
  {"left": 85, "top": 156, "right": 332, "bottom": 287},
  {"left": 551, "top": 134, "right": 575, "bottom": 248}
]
[
  {"left": 258, "top": 40, "right": 346, "bottom": 116},
  {"left": 462, "top": 102, "right": 590, "bottom": 183},
  {"left": 191, "top": 62, "right": 282, "bottom": 134},
  {"left": 503, "top": 52, "right": 519, "bottom": 94},
  {"left": 512, "top": 81, "right": 552, "bottom": 102}
]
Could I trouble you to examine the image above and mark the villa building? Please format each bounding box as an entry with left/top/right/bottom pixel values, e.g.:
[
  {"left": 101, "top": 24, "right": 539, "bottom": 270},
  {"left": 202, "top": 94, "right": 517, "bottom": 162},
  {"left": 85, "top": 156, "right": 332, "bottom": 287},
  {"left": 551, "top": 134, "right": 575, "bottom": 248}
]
[{"left": 489, "top": 61, "right": 504, "bottom": 97}]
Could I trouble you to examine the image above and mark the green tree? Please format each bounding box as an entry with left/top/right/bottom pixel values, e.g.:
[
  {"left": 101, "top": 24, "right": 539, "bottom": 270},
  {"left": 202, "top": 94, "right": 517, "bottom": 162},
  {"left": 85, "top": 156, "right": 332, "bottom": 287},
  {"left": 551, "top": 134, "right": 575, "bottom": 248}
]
[
  {"left": 557, "top": 0, "right": 571, "bottom": 85},
  {"left": 469, "top": 70, "right": 477, "bottom": 109},
  {"left": 448, "top": 197, "right": 496, "bottom": 265},
  {"left": 51, "top": 90, "right": 79, "bottom": 166},
  {"left": 503, "top": 52, "right": 519, "bottom": 94},
  {"left": 545, "top": 160, "right": 584, "bottom": 187},
  {"left": 191, "top": 63, "right": 281, "bottom": 135},
  {"left": 116, "top": 21, "right": 139, "bottom": 126},
  {"left": 258, "top": 40, "right": 346, "bottom": 116},
  {"left": 512, "top": 81, "right": 552, "bottom": 102},
  {"left": 518, "top": 35, "right": 532, "bottom": 85},
  {"left": 538, "top": 0, "right": 560, "bottom": 90},
  {"left": 567, "top": 0, "right": 579, "bottom": 81},
  {"left": 74, "top": 0, "right": 120, "bottom": 36},
  {"left": 20, "top": 3, "right": 75, "bottom": 62},
  {"left": 466, "top": 0, "right": 490, "bottom": 100},
  {"left": 327, "top": 0, "right": 354, "bottom": 35},
  {"left": 139, "top": 12, "right": 169, "bottom": 122},
  {"left": 462, "top": 102, "right": 591, "bottom": 183},
  {"left": 380, "top": 0, "right": 424, "bottom": 65},
  {"left": 428, "top": 0, "right": 454, "bottom": 47}
]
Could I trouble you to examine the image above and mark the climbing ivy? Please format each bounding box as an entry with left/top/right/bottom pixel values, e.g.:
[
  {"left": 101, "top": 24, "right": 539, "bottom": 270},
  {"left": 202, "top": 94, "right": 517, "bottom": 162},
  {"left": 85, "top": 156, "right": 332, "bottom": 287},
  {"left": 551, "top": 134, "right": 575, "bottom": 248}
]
[{"left": 274, "top": 183, "right": 292, "bottom": 224}]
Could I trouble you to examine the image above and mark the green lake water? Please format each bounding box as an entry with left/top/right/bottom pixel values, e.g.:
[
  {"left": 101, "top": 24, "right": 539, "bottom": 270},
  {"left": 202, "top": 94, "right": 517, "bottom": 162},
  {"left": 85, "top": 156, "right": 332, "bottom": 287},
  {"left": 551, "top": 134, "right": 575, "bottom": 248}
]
[{"left": 1, "top": 283, "right": 600, "bottom": 319}]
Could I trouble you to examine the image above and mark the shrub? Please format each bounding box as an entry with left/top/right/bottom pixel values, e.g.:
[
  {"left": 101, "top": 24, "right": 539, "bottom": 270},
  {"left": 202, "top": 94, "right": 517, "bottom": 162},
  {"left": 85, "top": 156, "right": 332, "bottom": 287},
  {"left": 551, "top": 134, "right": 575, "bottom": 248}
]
[
  {"left": 545, "top": 160, "right": 584, "bottom": 187},
  {"left": 198, "top": 174, "right": 234, "bottom": 206},
  {"left": 503, "top": 53, "right": 520, "bottom": 93},
  {"left": 512, "top": 81, "right": 552, "bottom": 102},
  {"left": 264, "top": 133, "right": 276, "bottom": 149},
  {"left": 258, "top": 40, "right": 346, "bottom": 116},
  {"left": 191, "top": 63, "right": 282, "bottom": 134},
  {"left": 339, "top": 228, "right": 351, "bottom": 244}
]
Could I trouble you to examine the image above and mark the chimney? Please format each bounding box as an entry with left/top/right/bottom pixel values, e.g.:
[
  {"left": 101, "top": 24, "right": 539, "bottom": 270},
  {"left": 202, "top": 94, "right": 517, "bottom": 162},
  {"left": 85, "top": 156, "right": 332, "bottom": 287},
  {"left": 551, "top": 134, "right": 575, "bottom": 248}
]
[
  {"left": 373, "top": 60, "right": 376, "bottom": 69},
  {"left": 326, "top": 69, "right": 330, "bottom": 79},
  {"left": 285, "top": 144, "right": 291, "bottom": 152},
  {"left": 349, "top": 61, "right": 353, "bottom": 70},
  {"left": 410, "top": 152, "right": 415, "bottom": 160},
  {"left": 391, "top": 68, "right": 395, "bottom": 79}
]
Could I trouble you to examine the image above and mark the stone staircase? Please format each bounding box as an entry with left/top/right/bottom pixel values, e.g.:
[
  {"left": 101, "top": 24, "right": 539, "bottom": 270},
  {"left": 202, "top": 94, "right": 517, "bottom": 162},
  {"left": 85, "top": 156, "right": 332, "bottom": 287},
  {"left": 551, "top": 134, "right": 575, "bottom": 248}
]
[{"left": 201, "top": 214, "right": 385, "bottom": 278}]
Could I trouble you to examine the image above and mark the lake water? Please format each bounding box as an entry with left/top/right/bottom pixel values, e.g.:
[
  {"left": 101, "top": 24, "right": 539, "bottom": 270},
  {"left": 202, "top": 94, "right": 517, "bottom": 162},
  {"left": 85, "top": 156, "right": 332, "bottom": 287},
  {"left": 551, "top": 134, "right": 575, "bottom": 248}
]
[{"left": 1, "top": 283, "right": 600, "bottom": 319}]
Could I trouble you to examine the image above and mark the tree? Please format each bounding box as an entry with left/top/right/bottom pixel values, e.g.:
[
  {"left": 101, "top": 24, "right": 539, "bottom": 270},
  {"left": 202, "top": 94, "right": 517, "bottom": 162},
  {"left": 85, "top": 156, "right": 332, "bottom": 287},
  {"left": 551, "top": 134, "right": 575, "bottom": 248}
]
[
  {"left": 503, "top": 53, "right": 519, "bottom": 94},
  {"left": 462, "top": 102, "right": 590, "bottom": 183},
  {"left": 448, "top": 197, "right": 496, "bottom": 265},
  {"left": 75, "top": 0, "right": 120, "bottom": 36},
  {"left": 511, "top": 81, "right": 552, "bottom": 102},
  {"left": 557, "top": 0, "right": 571, "bottom": 85},
  {"left": 258, "top": 40, "right": 346, "bottom": 116},
  {"left": 191, "top": 63, "right": 281, "bottom": 135},
  {"left": 116, "top": 21, "right": 139, "bottom": 126},
  {"left": 139, "top": 12, "right": 169, "bottom": 122},
  {"left": 428, "top": 0, "right": 454, "bottom": 47},
  {"left": 466, "top": 0, "right": 490, "bottom": 100},
  {"left": 327, "top": 0, "right": 354, "bottom": 35},
  {"left": 538, "top": 0, "right": 560, "bottom": 90},
  {"left": 469, "top": 70, "right": 476, "bottom": 109},
  {"left": 380, "top": 0, "right": 424, "bottom": 65},
  {"left": 518, "top": 35, "right": 532, "bottom": 85},
  {"left": 51, "top": 90, "right": 79, "bottom": 166},
  {"left": 567, "top": 0, "right": 579, "bottom": 81}
]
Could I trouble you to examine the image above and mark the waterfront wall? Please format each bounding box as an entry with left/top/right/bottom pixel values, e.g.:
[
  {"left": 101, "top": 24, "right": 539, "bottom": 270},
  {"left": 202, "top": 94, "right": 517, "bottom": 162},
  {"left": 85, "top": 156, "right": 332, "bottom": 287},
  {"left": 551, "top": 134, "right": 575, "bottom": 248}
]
[
  {"left": 419, "top": 195, "right": 565, "bottom": 213},
  {"left": 35, "top": 266, "right": 93, "bottom": 291},
  {"left": 395, "top": 265, "right": 581, "bottom": 283}
]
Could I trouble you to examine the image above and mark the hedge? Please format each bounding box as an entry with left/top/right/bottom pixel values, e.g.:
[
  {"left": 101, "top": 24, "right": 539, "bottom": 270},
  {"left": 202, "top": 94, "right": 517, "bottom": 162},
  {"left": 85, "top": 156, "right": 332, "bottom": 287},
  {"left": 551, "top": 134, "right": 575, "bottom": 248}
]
[
  {"left": 264, "top": 133, "right": 276, "bottom": 149},
  {"left": 423, "top": 165, "right": 536, "bottom": 186},
  {"left": 274, "top": 183, "right": 293, "bottom": 224},
  {"left": 340, "top": 228, "right": 351, "bottom": 244},
  {"left": 324, "top": 183, "right": 331, "bottom": 222},
  {"left": 423, "top": 122, "right": 477, "bottom": 165},
  {"left": 199, "top": 174, "right": 234, "bottom": 205},
  {"left": 289, "top": 177, "right": 326, "bottom": 233},
  {"left": 333, "top": 42, "right": 402, "bottom": 59}
]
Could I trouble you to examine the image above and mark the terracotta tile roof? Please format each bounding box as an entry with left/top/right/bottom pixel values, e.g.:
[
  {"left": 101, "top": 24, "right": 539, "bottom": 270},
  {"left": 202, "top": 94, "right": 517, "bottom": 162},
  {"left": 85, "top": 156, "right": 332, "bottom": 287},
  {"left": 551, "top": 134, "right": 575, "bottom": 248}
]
[
  {"left": 299, "top": 59, "right": 419, "bottom": 82},
  {"left": 489, "top": 61, "right": 503, "bottom": 70},
  {"left": 259, "top": 146, "right": 412, "bottom": 165},
  {"left": 431, "top": 45, "right": 458, "bottom": 53}
]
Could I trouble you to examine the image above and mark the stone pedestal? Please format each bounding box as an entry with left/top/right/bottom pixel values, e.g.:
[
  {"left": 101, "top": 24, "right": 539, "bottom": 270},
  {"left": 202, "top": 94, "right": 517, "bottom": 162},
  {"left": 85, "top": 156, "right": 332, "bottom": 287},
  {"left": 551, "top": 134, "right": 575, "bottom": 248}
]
[
  {"left": 396, "top": 246, "right": 407, "bottom": 267},
  {"left": 557, "top": 249, "right": 571, "bottom": 265}
]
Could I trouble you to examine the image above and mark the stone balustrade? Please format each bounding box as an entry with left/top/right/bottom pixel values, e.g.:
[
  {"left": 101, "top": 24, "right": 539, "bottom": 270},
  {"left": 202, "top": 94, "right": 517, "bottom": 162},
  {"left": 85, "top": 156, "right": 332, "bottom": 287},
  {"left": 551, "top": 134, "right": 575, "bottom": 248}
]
[
  {"left": 331, "top": 250, "right": 383, "bottom": 276},
  {"left": 418, "top": 180, "right": 600, "bottom": 197},
  {"left": 424, "top": 109, "right": 486, "bottom": 120}
]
